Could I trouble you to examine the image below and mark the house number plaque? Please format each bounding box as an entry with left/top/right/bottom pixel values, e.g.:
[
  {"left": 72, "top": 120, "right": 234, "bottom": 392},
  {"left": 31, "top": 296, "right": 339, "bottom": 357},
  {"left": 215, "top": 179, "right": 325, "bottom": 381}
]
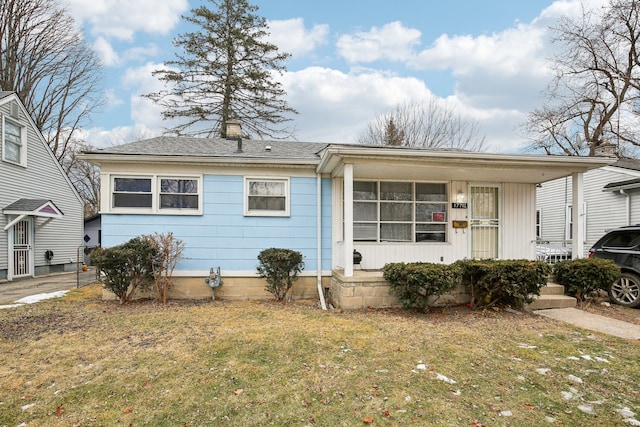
[{"left": 451, "top": 202, "right": 468, "bottom": 209}]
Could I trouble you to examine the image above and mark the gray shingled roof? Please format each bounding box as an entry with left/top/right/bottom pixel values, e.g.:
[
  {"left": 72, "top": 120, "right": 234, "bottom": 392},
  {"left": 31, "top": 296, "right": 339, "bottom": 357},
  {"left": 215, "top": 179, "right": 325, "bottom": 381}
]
[
  {"left": 611, "top": 158, "right": 640, "bottom": 172},
  {"left": 87, "top": 136, "right": 329, "bottom": 160},
  {"left": 0, "top": 91, "right": 14, "bottom": 100},
  {"left": 4, "top": 199, "right": 53, "bottom": 212}
]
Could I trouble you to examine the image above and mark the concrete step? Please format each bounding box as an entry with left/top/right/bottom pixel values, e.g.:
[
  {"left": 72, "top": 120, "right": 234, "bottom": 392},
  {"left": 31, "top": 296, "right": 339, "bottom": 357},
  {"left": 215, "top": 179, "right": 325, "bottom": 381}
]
[
  {"left": 526, "top": 294, "right": 577, "bottom": 310},
  {"left": 540, "top": 283, "right": 566, "bottom": 296},
  {"left": 525, "top": 281, "right": 576, "bottom": 310}
]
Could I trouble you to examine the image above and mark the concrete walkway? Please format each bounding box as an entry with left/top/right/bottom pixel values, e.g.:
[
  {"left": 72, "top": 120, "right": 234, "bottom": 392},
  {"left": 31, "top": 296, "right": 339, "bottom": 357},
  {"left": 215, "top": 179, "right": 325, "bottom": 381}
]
[
  {"left": 0, "top": 268, "right": 97, "bottom": 304},
  {"left": 535, "top": 307, "right": 640, "bottom": 340}
]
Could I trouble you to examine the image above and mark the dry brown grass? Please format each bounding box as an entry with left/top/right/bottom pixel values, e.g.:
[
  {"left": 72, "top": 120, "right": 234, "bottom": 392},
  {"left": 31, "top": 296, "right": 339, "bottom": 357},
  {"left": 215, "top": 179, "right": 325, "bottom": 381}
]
[{"left": 1, "top": 284, "right": 640, "bottom": 426}]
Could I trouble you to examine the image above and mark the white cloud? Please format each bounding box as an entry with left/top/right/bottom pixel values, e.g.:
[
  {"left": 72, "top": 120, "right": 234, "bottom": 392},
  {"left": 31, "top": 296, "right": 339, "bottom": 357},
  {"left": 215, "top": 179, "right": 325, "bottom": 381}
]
[
  {"left": 267, "top": 18, "right": 329, "bottom": 57},
  {"left": 93, "top": 37, "right": 120, "bottom": 67},
  {"left": 65, "top": 0, "right": 189, "bottom": 40},
  {"left": 281, "top": 67, "right": 433, "bottom": 143},
  {"left": 337, "top": 21, "right": 422, "bottom": 63}
]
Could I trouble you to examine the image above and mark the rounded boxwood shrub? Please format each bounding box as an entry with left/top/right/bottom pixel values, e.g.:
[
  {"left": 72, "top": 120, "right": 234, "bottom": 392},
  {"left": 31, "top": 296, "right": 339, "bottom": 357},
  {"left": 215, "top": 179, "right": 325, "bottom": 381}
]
[
  {"left": 383, "top": 262, "right": 460, "bottom": 311},
  {"left": 553, "top": 258, "right": 621, "bottom": 301},
  {"left": 257, "top": 248, "right": 305, "bottom": 301}
]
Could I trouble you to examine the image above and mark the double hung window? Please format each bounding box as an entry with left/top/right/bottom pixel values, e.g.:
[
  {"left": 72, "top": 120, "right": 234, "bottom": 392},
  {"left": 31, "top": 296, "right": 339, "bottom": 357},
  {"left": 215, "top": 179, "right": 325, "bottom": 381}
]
[
  {"left": 111, "top": 175, "right": 201, "bottom": 213},
  {"left": 3, "top": 117, "right": 25, "bottom": 165},
  {"left": 245, "top": 177, "right": 289, "bottom": 216}
]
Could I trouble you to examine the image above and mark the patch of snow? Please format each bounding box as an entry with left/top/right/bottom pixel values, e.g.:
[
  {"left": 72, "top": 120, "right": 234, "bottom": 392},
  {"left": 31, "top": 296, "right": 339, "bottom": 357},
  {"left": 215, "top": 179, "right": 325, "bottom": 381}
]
[
  {"left": 536, "top": 368, "right": 551, "bottom": 375},
  {"left": 580, "top": 355, "right": 593, "bottom": 361},
  {"left": 518, "top": 344, "right": 537, "bottom": 349},
  {"left": 499, "top": 410, "right": 513, "bottom": 417},
  {"left": 21, "top": 403, "right": 35, "bottom": 411},
  {"left": 567, "top": 356, "right": 580, "bottom": 361},
  {"left": 545, "top": 416, "right": 557, "bottom": 423},
  {"left": 619, "top": 407, "right": 636, "bottom": 418},
  {"left": 578, "top": 404, "right": 595, "bottom": 414},
  {"left": 416, "top": 364, "right": 427, "bottom": 371},
  {"left": 1, "top": 290, "right": 69, "bottom": 309},
  {"left": 435, "top": 374, "right": 457, "bottom": 384},
  {"left": 561, "top": 391, "right": 574, "bottom": 400},
  {"left": 625, "top": 419, "right": 640, "bottom": 426},
  {"left": 516, "top": 375, "right": 525, "bottom": 381},
  {"left": 453, "top": 390, "right": 461, "bottom": 396},
  {"left": 568, "top": 375, "right": 583, "bottom": 384},
  {"left": 595, "top": 356, "right": 611, "bottom": 363}
]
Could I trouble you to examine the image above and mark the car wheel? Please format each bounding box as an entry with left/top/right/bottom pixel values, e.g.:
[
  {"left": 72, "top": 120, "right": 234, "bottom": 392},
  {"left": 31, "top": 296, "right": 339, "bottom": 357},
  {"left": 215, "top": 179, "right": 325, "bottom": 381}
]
[{"left": 609, "top": 272, "right": 640, "bottom": 308}]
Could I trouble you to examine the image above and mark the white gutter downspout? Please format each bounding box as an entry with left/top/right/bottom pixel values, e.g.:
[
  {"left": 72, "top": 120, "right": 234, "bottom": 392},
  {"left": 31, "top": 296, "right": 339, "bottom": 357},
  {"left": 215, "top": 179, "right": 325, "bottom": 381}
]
[
  {"left": 620, "top": 189, "right": 631, "bottom": 225},
  {"left": 317, "top": 173, "right": 327, "bottom": 310}
]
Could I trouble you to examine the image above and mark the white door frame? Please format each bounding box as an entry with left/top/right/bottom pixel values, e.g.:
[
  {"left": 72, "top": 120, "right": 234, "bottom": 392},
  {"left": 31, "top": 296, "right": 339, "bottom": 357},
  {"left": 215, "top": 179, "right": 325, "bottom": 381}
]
[{"left": 8, "top": 216, "right": 34, "bottom": 280}]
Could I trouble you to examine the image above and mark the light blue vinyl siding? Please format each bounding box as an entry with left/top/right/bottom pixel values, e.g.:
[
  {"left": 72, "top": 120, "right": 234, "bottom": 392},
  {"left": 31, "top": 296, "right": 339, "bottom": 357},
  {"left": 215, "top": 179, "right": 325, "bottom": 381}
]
[{"left": 102, "top": 175, "right": 332, "bottom": 272}]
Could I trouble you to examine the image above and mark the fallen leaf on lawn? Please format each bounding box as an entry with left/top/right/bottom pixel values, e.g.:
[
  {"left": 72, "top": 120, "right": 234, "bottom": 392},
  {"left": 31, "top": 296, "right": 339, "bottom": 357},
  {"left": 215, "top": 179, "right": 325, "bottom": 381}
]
[
  {"left": 55, "top": 405, "right": 64, "bottom": 416},
  {"left": 123, "top": 407, "right": 132, "bottom": 413},
  {"left": 363, "top": 417, "right": 374, "bottom": 423},
  {"left": 233, "top": 388, "right": 244, "bottom": 395}
]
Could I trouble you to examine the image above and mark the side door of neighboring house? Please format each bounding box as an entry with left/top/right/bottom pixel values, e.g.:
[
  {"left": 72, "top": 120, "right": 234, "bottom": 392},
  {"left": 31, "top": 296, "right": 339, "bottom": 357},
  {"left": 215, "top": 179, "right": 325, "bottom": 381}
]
[{"left": 8, "top": 218, "right": 33, "bottom": 280}]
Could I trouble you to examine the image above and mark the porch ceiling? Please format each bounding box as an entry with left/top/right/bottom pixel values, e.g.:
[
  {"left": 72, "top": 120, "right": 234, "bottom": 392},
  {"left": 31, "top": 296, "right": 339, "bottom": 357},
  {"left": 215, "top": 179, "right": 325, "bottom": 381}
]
[{"left": 317, "top": 146, "right": 615, "bottom": 184}]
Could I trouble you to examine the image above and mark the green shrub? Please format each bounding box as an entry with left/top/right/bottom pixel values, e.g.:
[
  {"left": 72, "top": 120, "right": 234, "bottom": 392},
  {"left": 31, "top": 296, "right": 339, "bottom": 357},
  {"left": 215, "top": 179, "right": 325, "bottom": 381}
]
[
  {"left": 553, "top": 258, "right": 621, "bottom": 301},
  {"left": 383, "top": 262, "right": 460, "bottom": 311},
  {"left": 89, "top": 237, "right": 156, "bottom": 304},
  {"left": 257, "top": 248, "right": 305, "bottom": 301},
  {"left": 456, "top": 259, "right": 551, "bottom": 309}
]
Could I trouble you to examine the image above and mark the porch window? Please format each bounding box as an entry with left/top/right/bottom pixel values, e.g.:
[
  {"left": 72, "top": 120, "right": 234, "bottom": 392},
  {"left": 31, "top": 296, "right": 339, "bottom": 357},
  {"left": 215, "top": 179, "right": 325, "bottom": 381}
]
[
  {"left": 353, "top": 181, "right": 447, "bottom": 242},
  {"left": 2, "top": 117, "right": 25, "bottom": 165},
  {"left": 245, "top": 177, "right": 290, "bottom": 216}
]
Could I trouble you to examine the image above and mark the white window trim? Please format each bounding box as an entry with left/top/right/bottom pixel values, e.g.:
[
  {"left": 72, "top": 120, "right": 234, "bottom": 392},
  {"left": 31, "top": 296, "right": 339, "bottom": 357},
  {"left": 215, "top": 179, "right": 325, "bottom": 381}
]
[
  {"left": 110, "top": 174, "right": 202, "bottom": 215},
  {"left": 564, "top": 203, "right": 587, "bottom": 243},
  {"left": 351, "top": 180, "right": 449, "bottom": 243},
  {"left": 2, "top": 115, "right": 27, "bottom": 167},
  {"left": 244, "top": 176, "right": 290, "bottom": 217}
]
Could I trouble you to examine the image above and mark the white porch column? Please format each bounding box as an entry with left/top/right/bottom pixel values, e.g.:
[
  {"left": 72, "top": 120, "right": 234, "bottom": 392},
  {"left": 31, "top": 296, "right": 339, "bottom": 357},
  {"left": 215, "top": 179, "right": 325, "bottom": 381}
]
[
  {"left": 344, "top": 163, "right": 354, "bottom": 277},
  {"left": 571, "top": 172, "right": 585, "bottom": 259}
]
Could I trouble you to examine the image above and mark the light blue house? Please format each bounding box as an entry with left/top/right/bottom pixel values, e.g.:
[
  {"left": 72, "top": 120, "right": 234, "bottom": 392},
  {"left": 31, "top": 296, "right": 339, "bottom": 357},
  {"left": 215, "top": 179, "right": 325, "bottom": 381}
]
[{"left": 82, "top": 122, "right": 613, "bottom": 308}]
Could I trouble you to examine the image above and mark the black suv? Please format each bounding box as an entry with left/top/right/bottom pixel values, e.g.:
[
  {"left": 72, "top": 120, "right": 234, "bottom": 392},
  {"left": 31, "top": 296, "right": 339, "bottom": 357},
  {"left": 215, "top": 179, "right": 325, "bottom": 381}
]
[{"left": 589, "top": 225, "right": 640, "bottom": 308}]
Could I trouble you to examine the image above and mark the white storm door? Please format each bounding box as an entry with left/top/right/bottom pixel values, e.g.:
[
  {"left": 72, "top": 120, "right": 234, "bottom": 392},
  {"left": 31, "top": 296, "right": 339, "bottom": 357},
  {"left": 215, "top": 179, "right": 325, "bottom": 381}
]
[
  {"left": 470, "top": 185, "right": 500, "bottom": 259},
  {"left": 10, "top": 218, "right": 33, "bottom": 279}
]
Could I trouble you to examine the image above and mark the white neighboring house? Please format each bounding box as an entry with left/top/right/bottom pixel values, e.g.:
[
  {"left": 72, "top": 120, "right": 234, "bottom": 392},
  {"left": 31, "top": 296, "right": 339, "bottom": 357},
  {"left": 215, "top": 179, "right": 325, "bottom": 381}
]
[
  {"left": 536, "top": 157, "right": 640, "bottom": 260},
  {"left": 0, "top": 91, "right": 84, "bottom": 281}
]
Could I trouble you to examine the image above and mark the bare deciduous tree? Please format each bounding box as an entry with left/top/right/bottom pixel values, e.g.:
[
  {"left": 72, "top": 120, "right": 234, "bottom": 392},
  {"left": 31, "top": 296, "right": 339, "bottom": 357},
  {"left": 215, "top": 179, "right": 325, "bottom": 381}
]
[
  {"left": 524, "top": 0, "right": 640, "bottom": 157},
  {"left": 61, "top": 143, "right": 101, "bottom": 216},
  {"left": 0, "top": 0, "right": 103, "bottom": 160},
  {"left": 145, "top": 0, "right": 296, "bottom": 139},
  {"left": 357, "top": 99, "right": 486, "bottom": 151}
]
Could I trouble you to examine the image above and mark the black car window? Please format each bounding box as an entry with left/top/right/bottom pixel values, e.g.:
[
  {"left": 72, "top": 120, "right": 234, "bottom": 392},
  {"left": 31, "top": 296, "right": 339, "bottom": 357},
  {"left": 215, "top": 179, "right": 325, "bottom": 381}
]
[{"left": 602, "top": 231, "right": 640, "bottom": 248}]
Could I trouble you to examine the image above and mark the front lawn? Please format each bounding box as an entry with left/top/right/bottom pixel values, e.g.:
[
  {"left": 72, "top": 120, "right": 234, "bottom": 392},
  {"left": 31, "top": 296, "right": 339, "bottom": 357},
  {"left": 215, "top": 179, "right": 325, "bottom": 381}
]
[{"left": 1, "top": 284, "right": 639, "bottom": 426}]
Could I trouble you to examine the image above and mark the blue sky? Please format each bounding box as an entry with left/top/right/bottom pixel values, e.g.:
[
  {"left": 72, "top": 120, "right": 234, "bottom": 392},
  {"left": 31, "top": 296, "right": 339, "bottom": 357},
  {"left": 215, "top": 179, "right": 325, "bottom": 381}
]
[{"left": 63, "top": 0, "right": 606, "bottom": 152}]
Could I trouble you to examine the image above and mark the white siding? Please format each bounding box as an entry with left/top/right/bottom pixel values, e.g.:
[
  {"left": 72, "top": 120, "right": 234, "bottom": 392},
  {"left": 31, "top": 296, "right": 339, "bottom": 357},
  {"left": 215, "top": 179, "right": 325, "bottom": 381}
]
[
  {"left": 0, "top": 95, "right": 83, "bottom": 276},
  {"left": 502, "top": 183, "right": 536, "bottom": 260},
  {"left": 334, "top": 180, "right": 537, "bottom": 270},
  {"left": 537, "top": 167, "right": 640, "bottom": 257}
]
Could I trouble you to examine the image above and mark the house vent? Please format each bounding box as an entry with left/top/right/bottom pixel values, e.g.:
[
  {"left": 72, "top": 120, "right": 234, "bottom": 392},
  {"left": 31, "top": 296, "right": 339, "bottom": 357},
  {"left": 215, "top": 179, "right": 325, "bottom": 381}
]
[{"left": 9, "top": 101, "right": 20, "bottom": 119}]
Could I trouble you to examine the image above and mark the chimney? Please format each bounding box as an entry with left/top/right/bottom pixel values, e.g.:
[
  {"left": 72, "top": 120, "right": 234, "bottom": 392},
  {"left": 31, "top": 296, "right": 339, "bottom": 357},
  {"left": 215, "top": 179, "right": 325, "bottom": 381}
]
[
  {"left": 595, "top": 142, "right": 617, "bottom": 157},
  {"left": 225, "top": 119, "right": 242, "bottom": 153}
]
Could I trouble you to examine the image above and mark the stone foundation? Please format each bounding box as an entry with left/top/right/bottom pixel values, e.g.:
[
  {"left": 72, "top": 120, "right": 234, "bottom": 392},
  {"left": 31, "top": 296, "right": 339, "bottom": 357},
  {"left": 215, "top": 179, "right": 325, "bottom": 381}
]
[
  {"left": 102, "top": 275, "right": 331, "bottom": 302},
  {"left": 329, "top": 269, "right": 471, "bottom": 309}
]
